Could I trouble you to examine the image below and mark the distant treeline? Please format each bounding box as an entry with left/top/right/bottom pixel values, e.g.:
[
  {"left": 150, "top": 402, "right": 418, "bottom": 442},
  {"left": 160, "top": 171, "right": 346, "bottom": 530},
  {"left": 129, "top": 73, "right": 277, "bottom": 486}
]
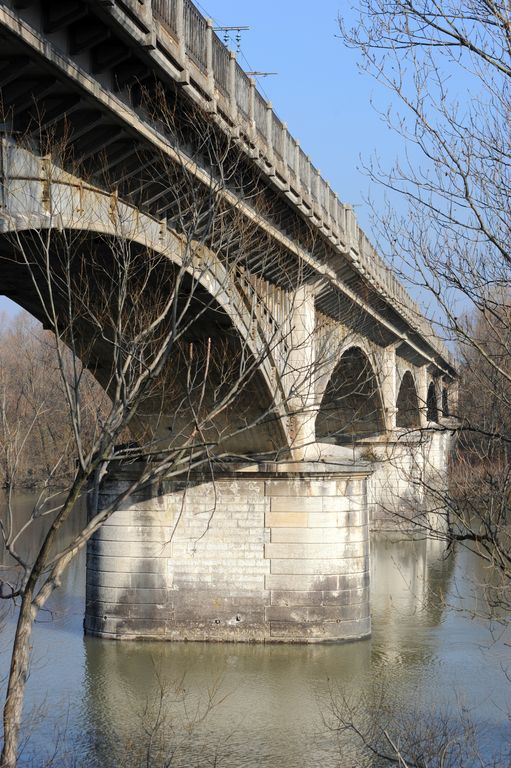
[
  {"left": 456, "top": 301, "right": 511, "bottom": 463},
  {"left": 0, "top": 311, "right": 109, "bottom": 488}
]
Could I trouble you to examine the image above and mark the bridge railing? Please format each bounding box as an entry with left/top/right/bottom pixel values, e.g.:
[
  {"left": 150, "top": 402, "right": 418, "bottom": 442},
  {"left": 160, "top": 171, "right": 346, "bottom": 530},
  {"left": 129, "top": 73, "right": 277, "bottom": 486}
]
[
  {"left": 183, "top": 0, "right": 207, "bottom": 73},
  {"left": 105, "top": 0, "right": 451, "bottom": 366},
  {"left": 153, "top": 0, "right": 178, "bottom": 36}
]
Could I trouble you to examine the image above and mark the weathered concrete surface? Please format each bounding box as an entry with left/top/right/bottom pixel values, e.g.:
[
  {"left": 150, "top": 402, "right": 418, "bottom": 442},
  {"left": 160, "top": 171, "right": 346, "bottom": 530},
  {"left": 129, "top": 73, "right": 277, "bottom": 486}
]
[
  {"left": 84, "top": 462, "right": 372, "bottom": 643},
  {"left": 363, "top": 428, "right": 453, "bottom": 530}
]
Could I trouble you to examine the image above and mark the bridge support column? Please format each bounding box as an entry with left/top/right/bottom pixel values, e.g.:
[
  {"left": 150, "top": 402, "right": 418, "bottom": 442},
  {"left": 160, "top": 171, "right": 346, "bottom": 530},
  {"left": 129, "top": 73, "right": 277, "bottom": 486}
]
[
  {"left": 365, "top": 428, "right": 454, "bottom": 531},
  {"left": 287, "top": 285, "right": 317, "bottom": 459},
  {"left": 364, "top": 433, "right": 424, "bottom": 526},
  {"left": 380, "top": 345, "right": 398, "bottom": 431},
  {"left": 433, "top": 375, "right": 442, "bottom": 415},
  {"left": 447, "top": 378, "right": 459, "bottom": 417},
  {"left": 417, "top": 366, "right": 429, "bottom": 428},
  {"left": 85, "top": 461, "right": 371, "bottom": 643}
]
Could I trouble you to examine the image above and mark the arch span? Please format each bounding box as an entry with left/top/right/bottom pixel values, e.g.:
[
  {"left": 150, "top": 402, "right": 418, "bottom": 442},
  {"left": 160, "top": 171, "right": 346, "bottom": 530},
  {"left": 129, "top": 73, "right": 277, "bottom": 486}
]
[
  {"left": 315, "top": 346, "right": 385, "bottom": 444},
  {"left": 0, "top": 227, "right": 289, "bottom": 456},
  {"left": 0, "top": 141, "right": 291, "bottom": 456},
  {"left": 396, "top": 370, "right": 420, "bottom": 428}
]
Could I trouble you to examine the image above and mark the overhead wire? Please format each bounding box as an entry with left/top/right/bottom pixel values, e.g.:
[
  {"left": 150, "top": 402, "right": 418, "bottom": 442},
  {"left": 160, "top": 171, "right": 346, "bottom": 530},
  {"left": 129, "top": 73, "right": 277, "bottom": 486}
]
[{"left": 192, "top": 0, "right": 273, "bottom": 104}]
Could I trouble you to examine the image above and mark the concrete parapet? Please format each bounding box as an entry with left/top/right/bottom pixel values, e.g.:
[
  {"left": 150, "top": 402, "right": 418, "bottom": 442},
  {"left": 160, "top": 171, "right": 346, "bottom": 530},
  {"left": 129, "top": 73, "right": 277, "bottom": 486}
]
[{"left": 84, "top": 461, "right": 372, "bottom": 643}]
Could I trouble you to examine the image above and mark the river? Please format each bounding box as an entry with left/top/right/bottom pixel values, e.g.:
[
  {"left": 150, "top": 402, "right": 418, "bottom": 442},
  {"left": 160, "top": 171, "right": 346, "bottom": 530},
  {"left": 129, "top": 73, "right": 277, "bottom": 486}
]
[{"left": 0, "top": 492, "right": 509, "bottom": 767}]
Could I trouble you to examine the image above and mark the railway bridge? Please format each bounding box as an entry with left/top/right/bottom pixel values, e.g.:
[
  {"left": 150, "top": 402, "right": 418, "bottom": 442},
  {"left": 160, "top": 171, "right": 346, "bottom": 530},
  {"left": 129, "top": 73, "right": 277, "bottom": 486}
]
[{"left": 0, "top": 0, "right": 456, "bottom": 641}]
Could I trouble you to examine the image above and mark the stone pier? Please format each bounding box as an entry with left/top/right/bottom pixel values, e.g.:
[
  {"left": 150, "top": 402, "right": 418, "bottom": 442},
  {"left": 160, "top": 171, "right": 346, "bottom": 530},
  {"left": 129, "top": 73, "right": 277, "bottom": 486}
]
[
  {"left": 363, "top": 428, "right": 453, "bottom": 529},
  {"left": 85, "top": 462, "right": 371, "bottom": 643}
]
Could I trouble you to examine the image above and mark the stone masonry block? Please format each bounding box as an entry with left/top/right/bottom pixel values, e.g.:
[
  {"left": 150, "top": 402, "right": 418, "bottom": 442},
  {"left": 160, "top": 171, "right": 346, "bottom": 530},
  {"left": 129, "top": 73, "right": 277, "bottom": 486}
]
[
  {"left": 268, "top": 590, "right": 326, "bottom": 607},
  {"left": 102, "top": 509, "right": 171, "bottom": 526},
  {"left": 87, "top": 601, "right": 169, "bottom": 620},
  {"left": 270, "top": 587, "right": 370, "bottom": 607},
  {"left": 172, "top": 592, "right": 266, "bottom": 607},
  {"left": 87, "top": 585, "right": 170, "bottom": 604},
  {"left": 175, "top": 605, "right": 265, "bottom": 623},
  {"left": 270, "top": 527, "right": 367, "bottom": 544},
  {"left": 346, "top": 479, "right": 363, "bottom": 496},
  {"left": 303, "top": 511, "right": 336, "bottom": 527},
  {"left": 265, "top": 479, "right": 338, "bottom": 497},
  {"left": 95, "top": 524, "right": 173, "bottom": 543},
  {"left": 336, "top": 480, "right": 348, "bottom": 495},
  {"left": 271, "top": 497, "right": 323, "bottom": 513},
  {"left": 86, "top": 554, "right": 169, "bottom": 575},
  {"left": 86, "top": 568, "right": 131, "bottom": 589},
  {"left": 268, "top": 572, "right": 369, "bottom": 592},
  {"left": 338, "top": 571, "right": 370, "bottom": 590},
  {"left": 322, "top": 497, "right": 351, "bottom": 512},
  {"left": 236, "top": 518, "right": 266, "bottom": 529},
  {"left": 339, "top": 509, "right": 367, "bottom": 527},
  {"left": 265, "top": 512, "right": 308, "bottom": 528},
  {"left": 321, "top": 587, "right": 370, "bottom": 605},
  {"left": 130, "top": 571, "right": 171, "bottom": 590},
  {"left": 265, "top": 603, "right": 370, "bottom": 623},
  {"left": 265, "top": 542, "right": 364, "bottom": 560},
  {"left": 98, "top": 491, "right": 169, "bottom": 510},
  {"left": 269, "top": 556, "right": 368, "bottom": 575},
  {"left": 269, "top": 617, "right": 371, "bottom": 640},
  {"left": 87, "top": 569, "right": 169, "bottom": 591},
  {"left": 88, "top": 539, "right": 172, "bottom": 558}
]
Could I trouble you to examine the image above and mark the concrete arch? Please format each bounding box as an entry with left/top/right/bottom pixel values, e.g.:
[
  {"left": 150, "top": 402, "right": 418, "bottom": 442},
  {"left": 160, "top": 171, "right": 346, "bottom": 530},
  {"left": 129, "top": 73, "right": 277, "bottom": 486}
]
[
  {"left": 396, "top": 362, "right": 419, "bottom": 390},
  {"left": 0, "top": 143, "right": 290, "bottom": 455},
  {"left": 315, "top": 345, "right": 386, "bottom": 444},
  {"left": 396, "top": 370, "right": 420, "bottom": 428},
  {"left": 315, "top": 334, "right": 383, "bottom": 405}
]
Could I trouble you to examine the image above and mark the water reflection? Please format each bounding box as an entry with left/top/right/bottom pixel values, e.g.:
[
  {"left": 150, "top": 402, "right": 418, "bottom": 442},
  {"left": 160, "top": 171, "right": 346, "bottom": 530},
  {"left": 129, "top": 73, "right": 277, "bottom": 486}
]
[
  {"left": 1, "top": 493, "right": 509, "bottom": 767},
  {"left": 370, "top": 534, "right": 456, "bottom": 671},
  {"left": 82, "top": 639, "right": 372, "bottom": 767}
]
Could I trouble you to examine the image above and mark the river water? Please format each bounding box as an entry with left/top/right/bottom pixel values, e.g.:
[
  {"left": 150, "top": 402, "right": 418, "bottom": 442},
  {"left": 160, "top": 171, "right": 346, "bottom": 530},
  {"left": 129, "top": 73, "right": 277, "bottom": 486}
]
[{"left": 1, "top": 492, "right": 510, "bottom": 767}]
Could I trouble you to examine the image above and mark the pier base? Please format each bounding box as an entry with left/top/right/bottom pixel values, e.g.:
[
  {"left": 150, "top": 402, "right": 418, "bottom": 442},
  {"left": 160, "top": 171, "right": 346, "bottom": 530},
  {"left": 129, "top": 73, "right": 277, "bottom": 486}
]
[
  {"left": 84, "top": 462, "right": 371, "bottom": 643},
  {"left": 363, "top": 429, "right": 453, "bottom": 530}
]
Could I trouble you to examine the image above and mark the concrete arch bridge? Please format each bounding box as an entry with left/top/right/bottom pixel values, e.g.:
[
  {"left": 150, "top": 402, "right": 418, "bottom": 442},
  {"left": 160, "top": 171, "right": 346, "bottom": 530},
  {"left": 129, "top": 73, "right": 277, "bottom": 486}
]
[{"left": 0, "top": 0, "right": 456, "bottom": 642}]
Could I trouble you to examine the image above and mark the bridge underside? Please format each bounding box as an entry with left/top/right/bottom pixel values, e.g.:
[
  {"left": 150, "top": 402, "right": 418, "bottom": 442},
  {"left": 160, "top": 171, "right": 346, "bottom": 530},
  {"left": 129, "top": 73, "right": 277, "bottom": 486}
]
[
  {"left": 0, "top": 226, "right": 289, "bottom": 457},
  {"left": 316, "top": 346, "right": 385, "bottom": 444}
]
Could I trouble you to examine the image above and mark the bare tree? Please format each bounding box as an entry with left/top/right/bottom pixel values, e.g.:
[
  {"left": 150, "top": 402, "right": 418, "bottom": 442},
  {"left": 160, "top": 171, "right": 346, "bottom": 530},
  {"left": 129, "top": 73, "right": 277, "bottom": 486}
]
[
  {"left": 332, "top": 2, "right": 511, "bottom": 762},
  {"left": 325, "top": 680, "right": 505, "bottom": 768},
  {"left": 338, "top": 0, "right": 511, "bottom": 571},
  {"left": 0, "top": 89, "right": 329, "bottom": 766}
]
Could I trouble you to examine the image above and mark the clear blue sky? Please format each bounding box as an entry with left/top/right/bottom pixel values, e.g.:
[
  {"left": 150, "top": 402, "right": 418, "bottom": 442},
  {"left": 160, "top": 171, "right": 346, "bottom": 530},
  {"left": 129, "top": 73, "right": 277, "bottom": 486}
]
[{"left": 1, "top": 2, "right": 400, "bottom": 320}]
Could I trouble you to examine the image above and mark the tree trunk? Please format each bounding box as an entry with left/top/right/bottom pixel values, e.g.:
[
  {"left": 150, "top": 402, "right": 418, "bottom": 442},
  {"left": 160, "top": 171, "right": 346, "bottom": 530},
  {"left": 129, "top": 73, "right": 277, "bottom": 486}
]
[{"left": 1, "top": 591, "right": 35, "bottom": 768}]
